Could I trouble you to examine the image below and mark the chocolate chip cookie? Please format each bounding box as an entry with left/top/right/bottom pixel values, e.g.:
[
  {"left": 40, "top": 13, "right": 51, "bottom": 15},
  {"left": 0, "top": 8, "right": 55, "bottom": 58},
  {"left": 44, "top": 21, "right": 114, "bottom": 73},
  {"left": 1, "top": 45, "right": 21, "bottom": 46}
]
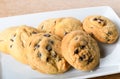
[
  {"left": 26, "top": 33, "right": 70, "bottom": 74},
  {"left": 38, "top": 17, "right": 83, "bottom": 38},
  {"left": 53, "top": 17, "right": 83, "bottom": 38},
  {"left": 37, "top": 18, "right": 56, "bottom": 33},
  {"left": 0, "top": 27, "right": 17, "bottom": 54},
  {"left": 61, "top": 30, "right": 100, "bottom": 71},
  {"left": 83, "top": 15, "right": 119, "bottom": 43},
  {"left": 9, "top": 25, "right": 40, "bottom": 64}
]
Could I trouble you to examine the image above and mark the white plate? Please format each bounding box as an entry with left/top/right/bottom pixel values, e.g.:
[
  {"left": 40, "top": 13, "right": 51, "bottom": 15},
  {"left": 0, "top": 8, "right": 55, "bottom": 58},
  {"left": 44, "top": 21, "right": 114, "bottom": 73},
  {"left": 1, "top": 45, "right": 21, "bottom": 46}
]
[{"left": 0, "top": 6, "right": 120, "bottom": 79}]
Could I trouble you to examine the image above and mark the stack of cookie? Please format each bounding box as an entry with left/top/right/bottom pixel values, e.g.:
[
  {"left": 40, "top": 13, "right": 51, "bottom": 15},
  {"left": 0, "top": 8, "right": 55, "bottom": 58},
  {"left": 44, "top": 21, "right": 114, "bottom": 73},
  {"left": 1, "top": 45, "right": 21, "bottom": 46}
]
[{"left": 0, "top": 16, "right": 118, "bottom": 74}]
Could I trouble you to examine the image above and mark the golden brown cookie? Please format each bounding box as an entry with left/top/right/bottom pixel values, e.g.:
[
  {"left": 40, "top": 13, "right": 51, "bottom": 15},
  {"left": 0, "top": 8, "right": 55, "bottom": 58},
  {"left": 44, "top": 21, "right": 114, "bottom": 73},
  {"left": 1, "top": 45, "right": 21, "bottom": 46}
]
[
  {"left": 9, "top": 25, "right": 40, "bottom": 64},
  {"left": 37, "top": 18, "right": 56, "bottom": 33},
  {"left": 38, "top": 17, "right": 83, "bottom": 38},
  {"left": 61, "top": 30, "right": 100, "bottom": 71},
  {"left": 83, "top": 15, "right": 119, "bottom": 43},
  {"left": 26, "top": 33, "right": 70, "bottom": 74},
  {"left": 0, "top": 27, "right": 17, "bottom": 54},
  {"left": 53, "top": 17, "right": 83, "bottom": 38}
]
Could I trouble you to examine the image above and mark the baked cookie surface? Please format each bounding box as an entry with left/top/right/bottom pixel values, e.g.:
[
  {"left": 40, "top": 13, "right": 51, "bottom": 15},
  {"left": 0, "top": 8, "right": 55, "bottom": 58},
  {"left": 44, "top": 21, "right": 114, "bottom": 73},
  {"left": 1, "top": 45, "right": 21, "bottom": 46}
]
[
  {"left": 9, "top": 25, "right": 40, "bottom": 64},
  {"left": 38, "top": 17, "right": 83, "bottom": 38},
  {"left": 53, "top": 17, "right": 83, "bottom": 38},
  {"left": 37, "top": 18, "right": 56, "bottom": 33},
  {"left": 61, "top": 30, "right": 100, "bottom": 71},
  {"left": 26, "top": 33, "right": 70, "bottom": 74},
  {"left": 83, "top": 15, "right": 119, "bottom": 43},
  {"left": 0, "top": 27, "right": 17, "bottom": 54}
]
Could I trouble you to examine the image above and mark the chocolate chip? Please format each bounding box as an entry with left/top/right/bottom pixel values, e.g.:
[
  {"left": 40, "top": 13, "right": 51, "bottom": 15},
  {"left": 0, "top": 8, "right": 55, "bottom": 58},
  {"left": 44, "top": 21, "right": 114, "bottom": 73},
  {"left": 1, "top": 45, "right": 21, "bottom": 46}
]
[
  {"left": 46, "top": 45, "right": 52, "bottom": 52},
  {"left": 93, "top": 18, "right": 105, "bottom": 25},
  {"left": 49, "top": 40, "right": 54, "bottom": 45},
  {"left": 107, "top": 31, "right": 112, "bottom": 36},
  {"left": 58, "top": 58, "right": 61, "bottom": 61},
  {"left": 10, "top": 39, "right": 14, "bottom": 42},
  {"left": 10, "top": 45, "right": 13, "bottom": 48},
  {"left": 30, "top": 31, "right": 37, "bottom": 35},
  {"left": 10, "top": 34, "right": 16, "bottom": 42},
  {"left": 97, "top": 18, "right": 104, "bottom": 22},
  {"left": 32, "top": 31, "right": 37, "bottom": 34},
  {"left": 89, "top": 33, "right": 94, "bottom": 37},
  {"left": 35, "top": 44, "right": 40, "bottom": 48},
  {"left": 74, "top": 48, "right": 79, "bottom": 54},
  {"left": 99, "top": 19, "right": 104, "bottom": 21},
  {"left": 107, "top": 39, "right": 110, "bottom": 42},
  {"left": 57, "top": 57, "right": 62, "bottom": 62},
  {"left": 98, "top": 21, "right": 101, "bottom": 24},
  {"left": 64, "top": 32, "right": 68, "bottom": 35},
  {"left": 90, "top": 26, "right": 93, "bottom": 28},
  {"left": 37, "top": 52, "right": 42, "bottom": 58},
  {"left": 13, "top": 34, "right": 16, "bottom": 37},
  {"left": 79, "top": 54, "right": 87, "bottom": 61},
  {"left": 34, "top": 44, "right": 40, "bottom": 50},
  {"left": 29, "top": 42, "right": 31, "bottom": 46},
  {"left": 105, "top": 37, "right": 110, "bottom": 42},
  {"left": 103, "top": 22, "right": 106, "bottom": 26},
  {"left": 44, "top": 34, "right": 51, "bottom": 37},
  {"left": 93, "top": 18, "right": 97, "bottom": 21},
  {"left": 82, "top": 55, "right": 86, "bottom": 59},
  {"left": 54, "top": 21, "right": 56, "bottom": 24},
  {"left": 80, "top": 45, "right": 85, "bottom": 49},
  {"left": 38, "top": 39, "right": 41, "bottom": 42},
  {"left": 21, "top": 42, "right": 25, "bottom": 48},
  {"left": 87, "top": 58, "right": 93, "bottom": 65},
  {"left": 79, "top": 56, "right": 83, "bottom": 61},
  {"left": 75, "top": 37, "right": 79, "bottom": 40},
  {"left": 46, "top": 57, "right": 49, "bottom": 62}
]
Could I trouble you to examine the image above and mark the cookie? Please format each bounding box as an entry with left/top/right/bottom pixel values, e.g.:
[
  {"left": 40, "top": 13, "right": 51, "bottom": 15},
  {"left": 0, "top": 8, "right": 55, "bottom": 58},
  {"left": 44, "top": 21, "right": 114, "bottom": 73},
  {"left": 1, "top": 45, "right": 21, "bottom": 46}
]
[
  {"left": 53, "top": 17, "right": 83, "bottom": 38},
  {"left": 61, "top": 30, "right": 100, "bottom": 71},
  {"left": 83, "top": 15, "right": 119, "bottom": 43},
  {"left": 37, "top": 18, "right": 56, "bottom": 33},
  {"left": 38, "top": 17, "right": 83, "bottom": 38},
  {"left": 26, "top": 33, "right": 70, "bottom": 74},
  {"left": 9, "top": 25, "right": 40, "bottom": 64},
  {"left": 0, "top": 27, "right": 17, "bottom": 54}
]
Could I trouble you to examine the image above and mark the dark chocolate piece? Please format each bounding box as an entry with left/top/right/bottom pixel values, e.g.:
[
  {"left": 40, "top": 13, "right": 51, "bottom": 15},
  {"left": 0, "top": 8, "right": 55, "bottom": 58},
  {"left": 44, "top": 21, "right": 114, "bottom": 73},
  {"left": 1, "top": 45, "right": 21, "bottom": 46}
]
[
  {"left": 37, "top": 52, "right": 42, "bottom": 58},
  {"left": 46, "top": 45, "right": 52, "bottom": 52},
  {"left": 10, "top": 45, "right": 13, "bottom": 48},
  {"left": 74, "top": 48, "right": 79, "bottom": 54},
  {"left": 44, "top": 34, "right": 51, "bottom": 37},
  {"left": 80, "top": 45, "right": 85, "bottom": 49},
  {"left": 10, "top": 39, "right": 14, "bottom": 42}
]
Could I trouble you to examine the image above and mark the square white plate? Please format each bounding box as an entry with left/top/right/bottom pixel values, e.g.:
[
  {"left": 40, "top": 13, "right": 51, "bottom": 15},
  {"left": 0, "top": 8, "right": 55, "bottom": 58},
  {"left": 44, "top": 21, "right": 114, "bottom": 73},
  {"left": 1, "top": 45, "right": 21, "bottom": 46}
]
[{"left": 0, "top": 6, "right": 120, "bottom": 79}]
